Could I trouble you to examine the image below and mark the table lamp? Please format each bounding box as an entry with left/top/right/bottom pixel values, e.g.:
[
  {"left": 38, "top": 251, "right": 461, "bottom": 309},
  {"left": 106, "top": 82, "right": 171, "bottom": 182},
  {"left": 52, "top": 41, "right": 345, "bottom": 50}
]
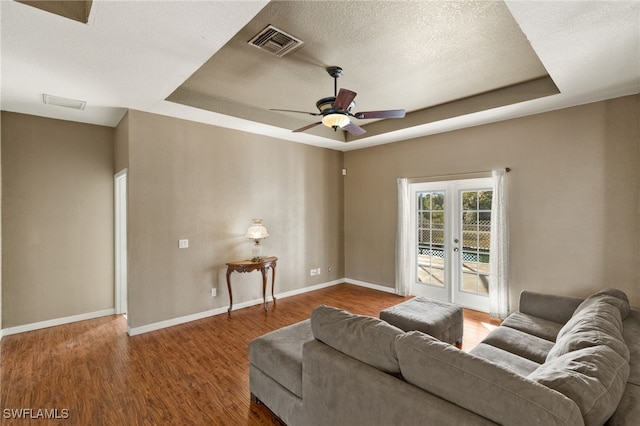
[{"left": 246, "top": 219, "right": 269, "bottom": 261}]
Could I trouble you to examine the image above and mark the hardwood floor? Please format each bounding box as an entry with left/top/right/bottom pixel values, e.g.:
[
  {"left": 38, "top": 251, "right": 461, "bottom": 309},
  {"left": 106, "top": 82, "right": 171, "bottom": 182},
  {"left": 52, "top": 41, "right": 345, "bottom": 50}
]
[{"left": 1, "top": 284, "right": 500, "bottom": 425}]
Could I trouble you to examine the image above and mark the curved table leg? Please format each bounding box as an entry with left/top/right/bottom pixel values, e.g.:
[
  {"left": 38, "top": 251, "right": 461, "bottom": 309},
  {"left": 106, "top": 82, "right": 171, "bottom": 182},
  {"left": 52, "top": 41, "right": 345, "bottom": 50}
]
[
  {"left": 271, "top": 264, "right": 277, "bottom": 306},
  {"left": 260, "top": 266, "right": 267, "bottom": 312},
  {"left": 226, "top": 267, "right": 233, "bottom": 313}
]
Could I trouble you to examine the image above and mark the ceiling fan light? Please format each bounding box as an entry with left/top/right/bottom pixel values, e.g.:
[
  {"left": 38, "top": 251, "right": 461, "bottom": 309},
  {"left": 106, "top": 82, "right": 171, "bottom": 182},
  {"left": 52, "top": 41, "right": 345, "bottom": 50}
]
[{"left": 322, "top": 113, "right": 350, "bottom": 128}]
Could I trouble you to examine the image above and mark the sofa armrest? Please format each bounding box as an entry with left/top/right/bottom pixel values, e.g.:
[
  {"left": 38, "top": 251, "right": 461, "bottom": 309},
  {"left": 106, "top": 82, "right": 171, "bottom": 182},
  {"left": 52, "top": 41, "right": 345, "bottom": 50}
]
[{"left": 519, "top": 291, "right": 583, "bottom": 324}]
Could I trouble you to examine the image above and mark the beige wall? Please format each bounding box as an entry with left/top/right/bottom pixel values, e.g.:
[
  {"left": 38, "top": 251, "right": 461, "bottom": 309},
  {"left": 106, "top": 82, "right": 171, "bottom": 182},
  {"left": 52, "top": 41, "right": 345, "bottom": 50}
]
[
  {"left": 1, "top": 112, "right": 115, "bottom": 327},
  {"left": 2, "top": 94, "right": 637, "bottom": 330},
  {"left": 124, "top": 110, "right": 344, "bottom": 329},
  {"left": 345, "top": 95, "right": 640, "bottom": 309}
]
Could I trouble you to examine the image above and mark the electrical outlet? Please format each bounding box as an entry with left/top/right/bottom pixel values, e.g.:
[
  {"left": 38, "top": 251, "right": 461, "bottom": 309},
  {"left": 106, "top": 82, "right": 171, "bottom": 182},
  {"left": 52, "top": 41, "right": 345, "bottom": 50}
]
[
  {"left": 211, "top": 288, "right": 217, "bottom": 297},
  {"left": 179, "top": 239, "right": 189, "bottom": 248},
  {"left": 310, "top": 269, "right": 317, "bottom": 277},
  {"left": 317, "top": 268, "right": 321, "bottom": 275}
]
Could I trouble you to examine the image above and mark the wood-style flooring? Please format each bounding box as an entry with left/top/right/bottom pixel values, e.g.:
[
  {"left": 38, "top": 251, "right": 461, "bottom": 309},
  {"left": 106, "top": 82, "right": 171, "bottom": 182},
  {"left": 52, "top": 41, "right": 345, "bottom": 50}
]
[{"left": 0, "top": 283, "right": 500, "bottom": 425}]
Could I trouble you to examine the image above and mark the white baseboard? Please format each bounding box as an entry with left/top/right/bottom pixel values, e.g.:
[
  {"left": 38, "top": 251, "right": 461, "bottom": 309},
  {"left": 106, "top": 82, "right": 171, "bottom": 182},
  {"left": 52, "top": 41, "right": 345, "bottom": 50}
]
[
  {"left": 1, "top": 308, "right": 116, "bottom": 337},
  {"left": 128, "top": 306, "right": 229, "bottom": 336},
  {"left": 128, "top": 279, "right": 345, "bottom": 336},
  {"left": 1, "top": 279, "right": 393, "bottom": 338},
  {"left": 344, "top": 278, "right": 398, "bottom": 294},
  {"left": 276, "top": 279, "right": 344, "bottom": 300}
]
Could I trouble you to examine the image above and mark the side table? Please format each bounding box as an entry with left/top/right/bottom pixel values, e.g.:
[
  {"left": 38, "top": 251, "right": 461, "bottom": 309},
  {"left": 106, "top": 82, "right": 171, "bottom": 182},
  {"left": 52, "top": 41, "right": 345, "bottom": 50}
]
[{"left": 225, "top": 256, "right": 277, "bottom": 313}]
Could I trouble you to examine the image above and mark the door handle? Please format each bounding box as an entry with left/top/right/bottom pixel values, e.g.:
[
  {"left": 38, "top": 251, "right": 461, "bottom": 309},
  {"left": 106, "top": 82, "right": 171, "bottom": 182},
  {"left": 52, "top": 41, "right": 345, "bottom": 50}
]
[{"left": 453, "top": 247, "right": 459, "bottom": 252}]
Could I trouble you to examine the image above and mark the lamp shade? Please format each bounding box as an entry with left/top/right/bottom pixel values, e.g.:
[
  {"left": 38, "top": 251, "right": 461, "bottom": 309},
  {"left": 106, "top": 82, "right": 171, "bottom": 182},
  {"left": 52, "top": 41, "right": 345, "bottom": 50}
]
[
  {"left": 246, "top": 219, "right": 269, "bottom": 242},
  {"left": 322, "top": 113, "right": 350, "bottom": 129}
]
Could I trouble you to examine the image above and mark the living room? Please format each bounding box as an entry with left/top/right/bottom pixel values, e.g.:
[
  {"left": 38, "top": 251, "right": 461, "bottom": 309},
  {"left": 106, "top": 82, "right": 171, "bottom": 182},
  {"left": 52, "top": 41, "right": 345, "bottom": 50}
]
[{"left": 1, "top": 1, "right": 639, "bottom": 424}]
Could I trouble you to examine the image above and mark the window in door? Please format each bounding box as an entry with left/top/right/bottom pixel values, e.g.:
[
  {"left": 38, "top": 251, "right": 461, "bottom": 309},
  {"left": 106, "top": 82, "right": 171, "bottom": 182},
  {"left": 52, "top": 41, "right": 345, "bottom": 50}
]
[
  {"left": 460, "top": 189, "right": 492, "bottom": 296},
  {"left": 416, "top": 191, "right": 446, "bottom": 287}
]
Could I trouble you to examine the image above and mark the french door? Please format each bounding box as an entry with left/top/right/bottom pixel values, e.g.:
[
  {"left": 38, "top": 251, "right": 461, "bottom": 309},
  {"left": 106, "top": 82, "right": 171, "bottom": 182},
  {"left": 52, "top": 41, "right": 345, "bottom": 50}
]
[{"left": 409, "top": 178, "right": 492, "bottom": 312}]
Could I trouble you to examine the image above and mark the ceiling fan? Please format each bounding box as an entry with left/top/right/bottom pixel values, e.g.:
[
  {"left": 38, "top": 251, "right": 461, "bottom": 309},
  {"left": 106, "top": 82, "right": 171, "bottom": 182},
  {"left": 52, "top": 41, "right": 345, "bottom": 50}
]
[{"left": 270, "top": 66, "right": 405, "bottom": 136}]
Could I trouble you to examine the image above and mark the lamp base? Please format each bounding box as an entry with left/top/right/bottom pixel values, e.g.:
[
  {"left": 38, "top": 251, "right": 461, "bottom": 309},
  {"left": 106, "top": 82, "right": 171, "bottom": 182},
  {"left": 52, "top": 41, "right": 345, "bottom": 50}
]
[{"left": 251, "top": 242, "right": 263, "bottom": 261}]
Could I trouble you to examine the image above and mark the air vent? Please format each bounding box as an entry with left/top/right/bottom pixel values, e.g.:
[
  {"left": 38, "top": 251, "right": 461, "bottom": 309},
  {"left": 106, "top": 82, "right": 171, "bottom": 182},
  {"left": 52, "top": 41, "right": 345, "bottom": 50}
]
[
  {"left": 248, "top": 25, "right": 304, "bottom": 57},
  {"left": 43, "top": 94, "right": 86, "bottom": 110}
]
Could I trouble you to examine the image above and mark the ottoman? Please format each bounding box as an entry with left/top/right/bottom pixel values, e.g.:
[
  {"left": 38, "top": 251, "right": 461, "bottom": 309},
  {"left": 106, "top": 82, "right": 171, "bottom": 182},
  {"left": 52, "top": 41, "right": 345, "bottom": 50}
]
[{"left": 380, "top": 297, "right": 463, "bottom": 345}]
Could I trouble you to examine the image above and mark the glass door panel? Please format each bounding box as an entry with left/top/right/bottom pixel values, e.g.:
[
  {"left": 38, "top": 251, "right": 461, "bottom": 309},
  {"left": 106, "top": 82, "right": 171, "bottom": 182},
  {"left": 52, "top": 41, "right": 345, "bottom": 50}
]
[
  {"left": 410, "top": 183, "right": 449, "bottom": 301},
  {"left": 416, "top": 191, "right": 446, "bottom": 287}
]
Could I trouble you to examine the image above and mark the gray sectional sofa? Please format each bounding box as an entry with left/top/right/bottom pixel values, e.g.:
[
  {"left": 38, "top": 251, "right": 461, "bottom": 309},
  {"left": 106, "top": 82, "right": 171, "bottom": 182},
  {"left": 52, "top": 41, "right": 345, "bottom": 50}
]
[{"left": 249, "top": 289, "right": 639, "bottom": 425}]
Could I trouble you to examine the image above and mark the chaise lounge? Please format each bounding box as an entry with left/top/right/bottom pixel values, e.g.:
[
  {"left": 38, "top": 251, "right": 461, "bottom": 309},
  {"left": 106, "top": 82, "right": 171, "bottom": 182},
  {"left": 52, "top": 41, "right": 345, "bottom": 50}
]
[{"left": 249, "top": 288, "right": 639, "bottom": 425}]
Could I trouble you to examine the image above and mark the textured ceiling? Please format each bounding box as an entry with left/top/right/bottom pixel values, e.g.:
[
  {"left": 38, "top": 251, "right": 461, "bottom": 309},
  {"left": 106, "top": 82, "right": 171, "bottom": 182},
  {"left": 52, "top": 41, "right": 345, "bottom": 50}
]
[
  {"left": 16, "top": 0, "right": 93, "bottom": 24},
  {"left": 167, "top": 0, "right": 557, "bottom": 143},
  {"left": 1, "top": 1, "right": 639, "bottom": 151}
]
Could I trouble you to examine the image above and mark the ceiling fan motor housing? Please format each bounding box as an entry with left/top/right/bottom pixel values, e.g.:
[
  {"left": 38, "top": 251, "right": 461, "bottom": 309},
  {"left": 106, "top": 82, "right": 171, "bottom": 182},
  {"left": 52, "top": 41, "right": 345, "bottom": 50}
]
[{"left": 316, "top": 97, "right": 355, "bottom": 115}]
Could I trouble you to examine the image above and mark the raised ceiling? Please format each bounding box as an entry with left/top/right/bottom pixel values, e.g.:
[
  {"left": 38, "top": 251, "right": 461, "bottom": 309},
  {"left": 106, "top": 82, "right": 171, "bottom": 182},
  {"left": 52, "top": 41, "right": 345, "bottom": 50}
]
[
  {"left": 1, "top": 1, "right": 639, "bottom": 151},
  {"left": 167, "top": 1, "right": 558, "bottom": 143}
]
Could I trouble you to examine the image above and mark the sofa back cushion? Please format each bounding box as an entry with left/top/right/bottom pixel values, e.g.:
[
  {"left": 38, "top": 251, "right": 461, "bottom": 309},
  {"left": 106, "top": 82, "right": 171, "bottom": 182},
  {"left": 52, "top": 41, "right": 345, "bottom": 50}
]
[
  {"left": 573, "top": 288, "right": 630, "bottom": 320},
  {"left": 395, "top": 331, "right": 584, "bottom": 426},
  {"left": 548, "top": 290, "right": 630, "bottom": 362},
  {"left": 528, "top": 345, "right": 630, "bottom": 426},
  {"left": 310, "top": 305, "right": 403, "bottom": 374}
]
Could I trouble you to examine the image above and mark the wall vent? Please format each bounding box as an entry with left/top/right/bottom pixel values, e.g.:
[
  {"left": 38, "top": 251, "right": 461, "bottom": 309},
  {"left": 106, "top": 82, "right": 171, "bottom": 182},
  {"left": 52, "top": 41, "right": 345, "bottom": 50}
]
[{"left": 248, "top": 25, "right": 304, "bottom": 57}]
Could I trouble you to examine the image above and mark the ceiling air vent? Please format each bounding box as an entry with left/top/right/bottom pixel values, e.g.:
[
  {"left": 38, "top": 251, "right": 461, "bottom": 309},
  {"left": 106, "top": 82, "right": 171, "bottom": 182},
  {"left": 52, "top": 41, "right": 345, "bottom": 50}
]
[
  {"left": 43, "top": 94, "right": 86, "bottom": 110},
  {"left": 248, "top": 25, "right": 303, "bottom": 57}
]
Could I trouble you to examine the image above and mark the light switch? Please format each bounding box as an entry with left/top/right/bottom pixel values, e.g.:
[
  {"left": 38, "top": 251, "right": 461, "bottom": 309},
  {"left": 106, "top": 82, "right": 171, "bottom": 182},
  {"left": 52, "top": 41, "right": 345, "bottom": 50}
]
[{"left": 179, "top": 239, "right": 189, "bottom": 248}]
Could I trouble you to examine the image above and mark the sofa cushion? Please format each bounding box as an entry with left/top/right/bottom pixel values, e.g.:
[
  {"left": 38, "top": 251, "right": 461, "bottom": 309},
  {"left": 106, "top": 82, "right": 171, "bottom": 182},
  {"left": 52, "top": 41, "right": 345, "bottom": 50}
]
[
  {"left": 518, "top": 291, "right": 583, "bottom": 325},
  {"left": 501, "top": 311, "right": 563, "bottom": 342},
  {"left": 623, "top": 308, "right": 640, "bottom": 386},
  {"left": 480, "top": 325, "right": 554, "bottom": 364},
  {"left": 528, "top": 345, "right": 630, "bottom": 426},
  {"left": 310, "top": 305, "right": 403, "bottom": 374},
  {"left": 470, "top": 342, "right": 540, "bottom": 376},
  {"left": 605, "top": 382, "right": 640, "bottom": 426},
  {"left": 573, "top": 288, "right": 630, "bottom": 320},
  {"left": 248, "top": 319, "right": 314, "bottom": 398},
  {"left": 548, "top": 297, "right": 629, "bottom": 362},
  {"left": 395, "top": 331, "right": 583, "bottom": 426}
]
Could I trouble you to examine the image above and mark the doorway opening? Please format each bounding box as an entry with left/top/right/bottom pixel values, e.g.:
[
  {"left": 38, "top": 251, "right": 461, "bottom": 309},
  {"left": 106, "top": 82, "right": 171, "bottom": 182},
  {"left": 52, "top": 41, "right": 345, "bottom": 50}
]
[{"left": 114, "top": 169, "right": 128, "bottom": 320}]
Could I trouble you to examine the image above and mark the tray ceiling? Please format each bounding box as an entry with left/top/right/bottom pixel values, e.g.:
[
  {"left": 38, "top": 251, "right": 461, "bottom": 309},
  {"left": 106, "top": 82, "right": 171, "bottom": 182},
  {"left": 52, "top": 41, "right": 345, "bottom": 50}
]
[{"left": 167, "top": 1, "right": 557, "bottom": 143}]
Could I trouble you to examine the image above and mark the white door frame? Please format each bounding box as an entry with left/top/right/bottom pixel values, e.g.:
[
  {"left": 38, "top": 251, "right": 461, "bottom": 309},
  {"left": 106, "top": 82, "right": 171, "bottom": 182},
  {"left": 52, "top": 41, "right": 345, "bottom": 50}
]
[{"left": 114, "top": 169, "right": 128, "bottom": 317}]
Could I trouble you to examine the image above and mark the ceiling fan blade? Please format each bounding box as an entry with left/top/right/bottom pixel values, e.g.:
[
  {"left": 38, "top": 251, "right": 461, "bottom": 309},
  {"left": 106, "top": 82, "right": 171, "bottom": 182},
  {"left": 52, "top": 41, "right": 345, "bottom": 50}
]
[
  {"left": 293, "top": 122, "right": 322, "bottom": 133},
  {"left": 354, "top": 109, "right": 406, "bottom": 119},
  {"left": 334, "top": 89, "right": 357, "bottom": 111},
  {"left": 342, "top": 122, "right": 366, "bottom": 136},
  {"left": 270, "top": 109, "right": 321, "bottom": 116}
]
